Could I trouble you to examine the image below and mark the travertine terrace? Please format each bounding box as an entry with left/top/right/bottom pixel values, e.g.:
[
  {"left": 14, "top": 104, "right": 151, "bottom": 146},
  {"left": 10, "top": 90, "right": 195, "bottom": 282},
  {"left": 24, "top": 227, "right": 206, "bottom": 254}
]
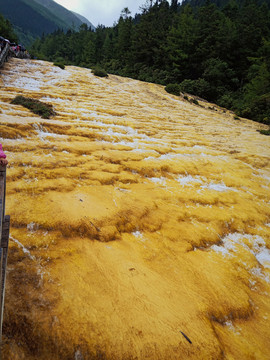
[{"left": 0, "top": 58, "right": 270, "bottom": 359}]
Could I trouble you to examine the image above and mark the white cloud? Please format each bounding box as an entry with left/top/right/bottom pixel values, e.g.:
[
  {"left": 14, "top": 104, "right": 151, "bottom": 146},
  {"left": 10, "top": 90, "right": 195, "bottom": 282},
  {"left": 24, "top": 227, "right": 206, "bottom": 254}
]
[{"left": 55, "top": 0, "right": 146, "bottom": 27}]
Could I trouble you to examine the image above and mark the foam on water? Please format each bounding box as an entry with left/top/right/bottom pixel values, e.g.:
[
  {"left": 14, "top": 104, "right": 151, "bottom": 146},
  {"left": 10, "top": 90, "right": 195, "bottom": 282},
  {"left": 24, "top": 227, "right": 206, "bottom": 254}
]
[
  {"left": 10, "top": 235, "right": 36, "bottom": 261},
  {"left": 255, "top": 248, "right": 270, "bottom": 269},
  {"left": 249, "top": 267, "right": 270, "bottom": 284},
  {"left": 133, "top": 231, "right": 143, "bottom": 238},
  {"left": 211, "top": 233, "right": 270, "bottom": 269},
  {"left": 149, "top": 177, "right": 167, "bottom": 185},
  {"left": 201, "top": 182, "right": 235, "bottom": 192},
  {"left": 40, "top": 96, "right": 66, "bottom": 103},
  {"left": 177, "top": 175, "right": 203, "bottom": 186}
]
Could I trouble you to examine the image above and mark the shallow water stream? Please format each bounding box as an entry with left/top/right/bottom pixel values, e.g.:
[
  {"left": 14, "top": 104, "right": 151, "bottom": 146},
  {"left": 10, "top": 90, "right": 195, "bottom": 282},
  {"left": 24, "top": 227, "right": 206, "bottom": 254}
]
[{"left": 0, "top": 58, "right": 270, "bottom": 359}]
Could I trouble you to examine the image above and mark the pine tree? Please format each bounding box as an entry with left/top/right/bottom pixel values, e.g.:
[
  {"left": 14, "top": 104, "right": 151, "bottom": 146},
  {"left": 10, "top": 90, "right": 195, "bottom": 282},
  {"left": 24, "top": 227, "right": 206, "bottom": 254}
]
[
  {"left": 0, "top": 12, "right": 18, "bottom": 42},
  {"left": 116, "top": 8, "right": 133, "bottom": 64},
  {"left": 166, "top": 4, "right": 198, "bottom": 81},
  {"left": 170, "top": 0, "right": 178, "bottom": 12}
]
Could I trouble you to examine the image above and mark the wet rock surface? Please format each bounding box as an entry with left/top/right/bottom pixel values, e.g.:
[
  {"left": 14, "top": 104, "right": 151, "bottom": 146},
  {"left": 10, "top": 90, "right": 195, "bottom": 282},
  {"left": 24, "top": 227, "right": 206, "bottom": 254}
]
[{"left": 0, "top": 58, "right": 270, "bottom": 359}]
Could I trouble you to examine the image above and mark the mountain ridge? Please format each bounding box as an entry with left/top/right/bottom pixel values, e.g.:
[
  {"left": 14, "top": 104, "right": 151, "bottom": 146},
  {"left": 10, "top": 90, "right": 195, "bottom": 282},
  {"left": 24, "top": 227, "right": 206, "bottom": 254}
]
[
  {"left": 71, "top": 11, "right": 94, "bottom": 28},
  {"left": 33, "top": 0, "right": 95, "bottom": 30},
  {"left": 0, "top": 0, "right": 95, "bottom": 46}
]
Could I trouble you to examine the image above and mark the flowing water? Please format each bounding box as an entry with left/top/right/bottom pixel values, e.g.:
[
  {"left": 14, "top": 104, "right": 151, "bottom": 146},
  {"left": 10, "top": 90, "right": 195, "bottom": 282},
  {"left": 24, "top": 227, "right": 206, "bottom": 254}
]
[{"left": 0, "top": 58, "right": 270, "bottom": 359}]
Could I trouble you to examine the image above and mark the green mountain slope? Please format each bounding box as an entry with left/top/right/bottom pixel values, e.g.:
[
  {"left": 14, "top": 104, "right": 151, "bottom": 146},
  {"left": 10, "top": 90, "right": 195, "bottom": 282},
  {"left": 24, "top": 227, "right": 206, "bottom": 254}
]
[
  {"left": 34, "top": 0, "right": 95, "bottom": 30},
  {"left": 72, "top": 11, "right": 95, "bottom": 29},
  {"left": 0, "top": 0, "right": 95, "bottom": 46}
]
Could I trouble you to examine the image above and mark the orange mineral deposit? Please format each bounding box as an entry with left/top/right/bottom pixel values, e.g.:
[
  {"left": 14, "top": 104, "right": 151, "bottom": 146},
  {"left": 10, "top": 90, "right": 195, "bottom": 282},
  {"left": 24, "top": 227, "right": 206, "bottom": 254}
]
[{"left": 0, "top": 58, "right": 269, "bottom": 359}]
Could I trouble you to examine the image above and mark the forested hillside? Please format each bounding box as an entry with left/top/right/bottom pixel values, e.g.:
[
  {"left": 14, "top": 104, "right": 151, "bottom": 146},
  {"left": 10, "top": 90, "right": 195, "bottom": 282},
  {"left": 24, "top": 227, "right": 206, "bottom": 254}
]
[
  {"left": 185, "top": 0, "right": 270, "bottom": 8},
  {"left": 0, "top": 12, "right": 18, "bottom": 42},
  {"left": 31, "top": 0, "right": 270, "bottom": 125}
]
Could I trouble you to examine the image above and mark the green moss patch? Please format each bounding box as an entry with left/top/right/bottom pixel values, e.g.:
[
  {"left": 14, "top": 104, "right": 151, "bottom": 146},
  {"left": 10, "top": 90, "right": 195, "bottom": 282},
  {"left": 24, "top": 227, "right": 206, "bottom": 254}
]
[
  {"left": 258, "top": 129, "right": 270, "bottom": 136},
  {"left": 91, "top": 67, "right": 108, "bottom": 77},
  {"left": 54, "top": 62, "right": 65, "bottom": 70},
  {"left": 11, "top": 96, "right": 56, "bottom": 119}
]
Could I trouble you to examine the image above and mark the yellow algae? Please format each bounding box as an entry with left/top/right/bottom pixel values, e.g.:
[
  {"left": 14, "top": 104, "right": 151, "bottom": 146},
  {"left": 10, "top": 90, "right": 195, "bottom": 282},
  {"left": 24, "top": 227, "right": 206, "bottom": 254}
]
[{"left": 0, "top": 58, "right": 270, "bottom": 359}]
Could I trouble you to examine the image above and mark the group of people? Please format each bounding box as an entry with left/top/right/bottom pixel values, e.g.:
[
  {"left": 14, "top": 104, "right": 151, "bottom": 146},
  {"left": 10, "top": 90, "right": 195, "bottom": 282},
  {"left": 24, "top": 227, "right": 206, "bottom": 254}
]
[
  {"left": 0, "top": 37, "right": 11, "bottom": 52},
  {"left": 0, "top": 42, "right": 8, "bottom": 165},
  {"left": 0, "top": 144, "right": 7, "bottom": 167},
  {"left": 0, "top": 36, "right": 29, "bottom": 59}
]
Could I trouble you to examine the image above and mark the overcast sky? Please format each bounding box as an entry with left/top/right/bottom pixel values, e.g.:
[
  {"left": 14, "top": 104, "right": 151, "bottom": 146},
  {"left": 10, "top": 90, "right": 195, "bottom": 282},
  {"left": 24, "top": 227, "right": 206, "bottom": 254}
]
[{"left": 54, "top": 0, "right": 147, "bottom": 27}]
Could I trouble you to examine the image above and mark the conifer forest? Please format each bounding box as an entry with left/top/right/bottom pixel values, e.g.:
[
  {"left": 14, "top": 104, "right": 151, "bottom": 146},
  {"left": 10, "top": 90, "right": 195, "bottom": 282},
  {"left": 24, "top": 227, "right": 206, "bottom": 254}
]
[{"left": 30, "top": 0, "right": 270, "bottom": 125}]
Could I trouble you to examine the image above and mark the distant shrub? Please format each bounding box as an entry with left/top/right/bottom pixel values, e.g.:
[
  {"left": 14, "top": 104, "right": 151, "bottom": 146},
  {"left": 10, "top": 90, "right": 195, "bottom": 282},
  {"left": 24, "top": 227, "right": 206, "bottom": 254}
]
[
  {"left": 179, "top": 78, "right": 211, "bottom": 99},
  {"left": 192, "top": 99, "right": 199, "bottom": 105},
  {"left": 250, "top": 95, "right": 270, "bottom": 124},
  {"left": 183, "top": 95, "right": 189, "bottom": 100},
  {"left": 258, "top": 129, "right": 270, "bottom": 135},
  {"left": 235, "top": 94, "right": 270, "bottom": 124},
  {"left": 11, "top": 96, "right": 56, "bottom": 119},
  {"left": 54, "top": 62, "right": 65, "bottom": 70},
  {"left": 217, "top": 94, "right": 234, "bottom": 109},
  {"left": 240, "top": 107, "right": 252, "bottom": 119},
  {"left": 165, "top": 83, "right": 180, "bottom": 96},
  {"left": 179, "top": 79, "right": 196, "bottom": 94},
  {"left": 91, "top": 67, "right": 108, "bottom": 77}
]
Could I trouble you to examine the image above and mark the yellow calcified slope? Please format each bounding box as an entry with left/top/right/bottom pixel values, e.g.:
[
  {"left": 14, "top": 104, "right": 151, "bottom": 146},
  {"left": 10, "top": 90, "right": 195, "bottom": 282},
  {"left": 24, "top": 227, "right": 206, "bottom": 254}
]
[{"left": 0, "top": 58, "right": 270, "bottom": 360}]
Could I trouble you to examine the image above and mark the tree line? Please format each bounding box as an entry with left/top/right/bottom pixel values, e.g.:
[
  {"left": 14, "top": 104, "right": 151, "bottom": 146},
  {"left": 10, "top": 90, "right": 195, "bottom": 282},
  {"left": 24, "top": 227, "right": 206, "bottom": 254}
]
[
  {"left": 0, "top": 12, "right": 18, "bottom": 43},
  {"left": 25, "top": 1, "right": 270, "bottom": 124}
]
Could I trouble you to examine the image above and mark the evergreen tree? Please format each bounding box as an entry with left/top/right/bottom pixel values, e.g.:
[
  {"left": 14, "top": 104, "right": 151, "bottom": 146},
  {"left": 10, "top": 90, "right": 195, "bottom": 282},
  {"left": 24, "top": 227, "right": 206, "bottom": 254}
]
[
  {"left": 94, "top": 25, "right": 106, "bottom": 63},
  {"left": 0, "top": 12, "right": 18, "bottom": 42},
  {"left": 131, "top": 0, "right": 171, "bottom": 81},
  {"left": 240, "top": 39, "right": 270, "bottom": 122},
  {"left": 116, "top": 8, "right": 133, "bottom": 64},
  {"left": 166, "top": 4, "right": 198, "bottom": 81},
  {"left": 170, "top": 0, "right": 179, "bottom": 11}
]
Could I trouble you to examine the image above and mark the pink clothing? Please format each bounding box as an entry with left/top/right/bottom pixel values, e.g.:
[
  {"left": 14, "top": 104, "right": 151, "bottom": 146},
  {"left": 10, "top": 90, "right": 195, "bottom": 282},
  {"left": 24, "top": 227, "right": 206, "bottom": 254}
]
[{"left": 0, "top": 144, "right": 6, "bottom": 159}]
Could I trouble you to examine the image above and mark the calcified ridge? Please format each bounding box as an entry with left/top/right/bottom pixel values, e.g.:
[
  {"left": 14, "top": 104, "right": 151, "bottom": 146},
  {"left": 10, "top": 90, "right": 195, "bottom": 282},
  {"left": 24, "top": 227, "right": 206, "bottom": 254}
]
[{"left": 0, "top": 58, "right": 270, "bottom": 360}]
